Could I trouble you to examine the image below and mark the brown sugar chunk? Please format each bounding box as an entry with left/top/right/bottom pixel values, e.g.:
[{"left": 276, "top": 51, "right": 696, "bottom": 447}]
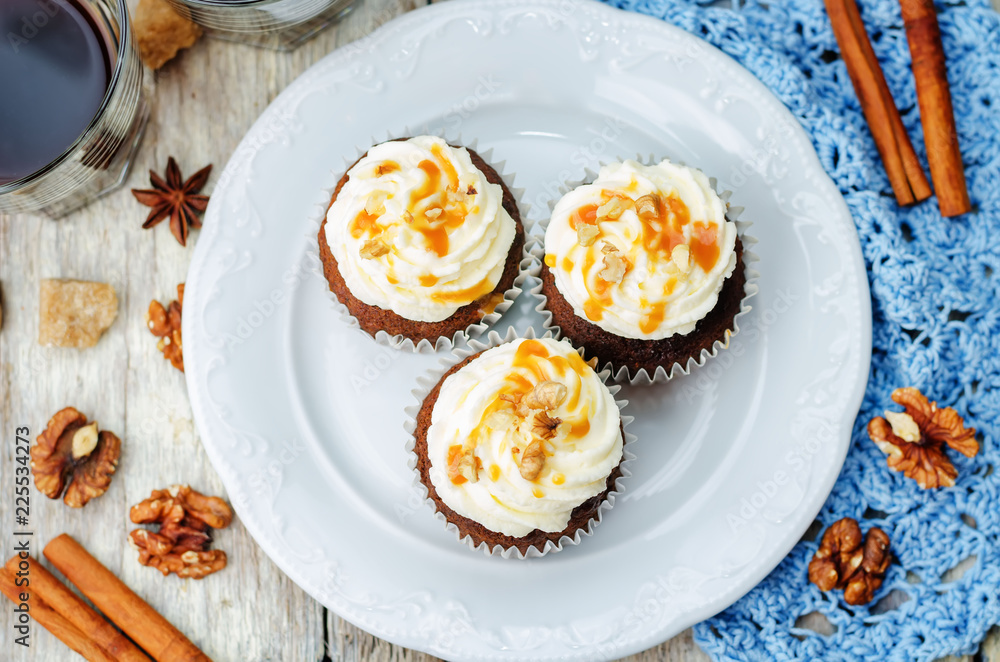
[
  {"left": 134, "top": 0, "right": 202, "bottom": 70},
  {"left": 39, "top": 279, "right": 118, "bottom": 348}
]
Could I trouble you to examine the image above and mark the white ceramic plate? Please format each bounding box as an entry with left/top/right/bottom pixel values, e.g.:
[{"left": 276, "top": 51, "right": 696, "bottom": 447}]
[{"left": 184, "top": 1, "right": 872, "bottom": 659}]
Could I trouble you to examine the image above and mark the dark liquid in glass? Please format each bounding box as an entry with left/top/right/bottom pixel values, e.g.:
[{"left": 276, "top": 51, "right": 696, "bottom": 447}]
[{"left": 0, "top": 0, "right": 111, "bottom": 186}]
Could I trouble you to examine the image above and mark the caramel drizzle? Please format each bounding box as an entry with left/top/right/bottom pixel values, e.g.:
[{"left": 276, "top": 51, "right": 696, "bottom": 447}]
[
  {"left": 556, "top": 187, "right": 722, "bottom": 330},
  {"left": 347, "top": 144, "right": 501, "bottom": 303},
  {"left": 347, "top": 144, "right": 474, "bottom": 259},
  {"left": 450, "top": 340, "right": 596, "bottom": 487}
]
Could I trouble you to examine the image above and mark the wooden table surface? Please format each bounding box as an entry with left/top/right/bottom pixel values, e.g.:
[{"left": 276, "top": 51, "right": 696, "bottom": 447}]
[{"left": 1, "top": 0, "right": 998, "bottom": 660}]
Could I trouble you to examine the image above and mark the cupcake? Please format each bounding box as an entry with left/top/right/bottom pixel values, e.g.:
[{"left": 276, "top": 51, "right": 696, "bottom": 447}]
[
  {"left": 317, "top": 135, "right": 525, "bottom": 346},
  {"left": 540, "top": 158, "right": 753, "bottom": 381},
  {"left": 411, "top": 335, "right": 627, "bottom": 557}
]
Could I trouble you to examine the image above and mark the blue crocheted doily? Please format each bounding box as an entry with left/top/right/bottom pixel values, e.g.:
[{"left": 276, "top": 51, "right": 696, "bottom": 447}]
[{"left": 602, "top": 0, "right": 1000, "bottom": 659}]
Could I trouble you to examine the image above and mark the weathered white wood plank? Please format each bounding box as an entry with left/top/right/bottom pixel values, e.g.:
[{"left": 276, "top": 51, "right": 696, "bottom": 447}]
[
  {"left": 5, "top": 0, "right": 998, "bottom": 659},
  {"left": 982, "top": 626, "right": 1000, "bottom": 661},
  {"left": 0, "top": 0, "right": 416, "bottom": 659},
  {"left": 329, "top": 614, "right": 444, "bottom": 662},
  {"left": 328, "top": 610, "right": 712, "bottom": 662},
  {"left": 618, "top": 629, "right": 711, "bottom": 662}
]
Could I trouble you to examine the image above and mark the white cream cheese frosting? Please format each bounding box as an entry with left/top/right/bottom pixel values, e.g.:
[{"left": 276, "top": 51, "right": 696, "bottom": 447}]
[
  {"left": 543, "top": 159, "right": 738, "bottom": 340},
  {"left": 426, "top": 337, "right": 623, "bottom": 538},
  {"left": 326, "top": 136, "right": 516, "bottom": 323}
]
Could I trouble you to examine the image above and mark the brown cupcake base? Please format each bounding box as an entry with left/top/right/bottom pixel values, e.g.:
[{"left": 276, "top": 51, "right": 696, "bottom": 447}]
[
  {"left": 317, "top": 142, "right": 525, "bottom": 344},
  {"left": 540, "top": 237, "right": 747, "bottom": 377},
  {"left": 412, "top": 348, "right": 625, "bottom": 556}
]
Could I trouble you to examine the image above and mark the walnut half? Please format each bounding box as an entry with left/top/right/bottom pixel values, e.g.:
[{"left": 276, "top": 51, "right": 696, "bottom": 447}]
[
  {"left": 147, "top": 284, "right": 184, "bottom": 372},
  {"left": 522, "top": 381, "right": 567, "bottom": 411},
  {"left": 867, "top": 387, "right": 979, "bottom": 488},
  {"left": 129, "top": 484, "right": 233, "bottom": 579},
  {"left": 30, "top": 408, "right": 121, "bottom": 508},
  {"left": 518, "top": 440, "right": 545, "bottom": 481},
  {"left": 808, "top": 518, "right": 891, "bottom": 605},
  {"left": 598, "top": 243, "right": 626, "bottom": 284}
]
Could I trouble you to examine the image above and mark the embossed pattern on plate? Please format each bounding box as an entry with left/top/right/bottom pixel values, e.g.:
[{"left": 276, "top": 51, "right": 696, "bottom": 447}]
[{"left": 183, "top": 1, "right": 872, "bottom": 659}]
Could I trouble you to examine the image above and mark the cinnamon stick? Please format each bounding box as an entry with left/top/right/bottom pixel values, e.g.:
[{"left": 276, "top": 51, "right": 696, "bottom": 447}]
[
  {"left": 0, "top": 566, "right": 117, "bottom": 662},
  {"left": 825, "top": 0, "right": 932, "bottom": 205},
  {"left": 44, "top": 534, "right": 211, "bottom": 662},
  {"left": 899, "top": 0, "right": 971, "bottom": 216},
  {"left": 4, "top": 555, "right": 152, "bottom": 662}
]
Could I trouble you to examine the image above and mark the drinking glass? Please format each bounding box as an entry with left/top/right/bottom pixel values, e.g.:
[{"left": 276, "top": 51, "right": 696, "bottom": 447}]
[
  {"left": 166, "top": 0, "right": 360, "bottom": 51},
  {"left": 0, "top": 0, "right": 150, "bottom": 218}
]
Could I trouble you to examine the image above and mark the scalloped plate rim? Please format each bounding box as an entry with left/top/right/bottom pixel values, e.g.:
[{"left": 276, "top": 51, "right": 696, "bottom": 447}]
[{"left": 183, "top": 0, "right": 872, "bottom": 659}]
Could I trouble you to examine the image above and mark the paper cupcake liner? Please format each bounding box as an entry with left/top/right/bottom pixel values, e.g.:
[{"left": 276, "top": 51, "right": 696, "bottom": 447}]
[
  {"left": 306, "top": 128, "right": 536, "bottom": 354},
  {"left": 530, "top": 157, "right": 760, "bottom": 385},
  {"left": 403, "top": 326, "right": 636, "bottom": 559}
]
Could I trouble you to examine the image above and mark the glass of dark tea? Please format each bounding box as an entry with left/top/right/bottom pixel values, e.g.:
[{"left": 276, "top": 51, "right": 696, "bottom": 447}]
[
  {"left": 166, "top": 0, "right": 359, "bottom": 51},
  {"left": 0, "top": 0, "right": 149, "bottom": 218}
]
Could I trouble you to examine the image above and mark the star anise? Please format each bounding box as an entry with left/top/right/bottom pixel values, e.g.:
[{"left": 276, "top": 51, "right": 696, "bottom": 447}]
[{"left": 132, "top": 157, "right": 212, "bottom": 246}]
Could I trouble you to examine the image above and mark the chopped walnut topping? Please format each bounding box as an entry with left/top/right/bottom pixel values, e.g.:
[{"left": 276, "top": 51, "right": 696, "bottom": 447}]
[
  {"left": 424, "top": 207, "right": 443, "bottom": 220},
  {"left": 671, "top": 244, "right": 690, "bottom": 271},
  {"left": 364, "top": 191, "right": 387, "bottom": 215},
  {"left": 523, "top": 381, "right": 568, "bottom": 411},
  {"left": 596, "top": 197, "right": 625, "bottom": 220},
  {"left": 532, "top": 411, "right": 562, "bottom": 440},
  {"left": 31, "top": 408, "right": 121, "bottom": 508},
  {"left": 634, "top": 193, "right": 661, "bottom": 219},
  {"left": 808, "top": 518, "right": 891, "bottom": 605},
  {"left": 488, "top": 378, "right": 573, "bottom": 482},
  {"left": 577, "top": 224, "right": 599, "bottom": 247},
  {"left": 129, "top": 484, "right": 233, "bottom": 579},
  {"left": 360, "top": 238, "right": 390, "bottom": 259},
  {"left": 598, "top": 244, "right": 626, "bottom": 283},
  {"left": 447, "top": 445, "right": 479, "bottom": 483},
  {"left": 499, "top": 392, "right": 521, "bottom": 405},
  {"left": 519, "top": 440, "right": 545, "bottom": 481},
  {"left": 485, "top": 409, "right": 518, "bottom": 430},
  {"left": 867, "top": 387, "right": 979, "bottom": 488},
  {"left": 466, "top": 185, "right": 477, "bottom": 195}
]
